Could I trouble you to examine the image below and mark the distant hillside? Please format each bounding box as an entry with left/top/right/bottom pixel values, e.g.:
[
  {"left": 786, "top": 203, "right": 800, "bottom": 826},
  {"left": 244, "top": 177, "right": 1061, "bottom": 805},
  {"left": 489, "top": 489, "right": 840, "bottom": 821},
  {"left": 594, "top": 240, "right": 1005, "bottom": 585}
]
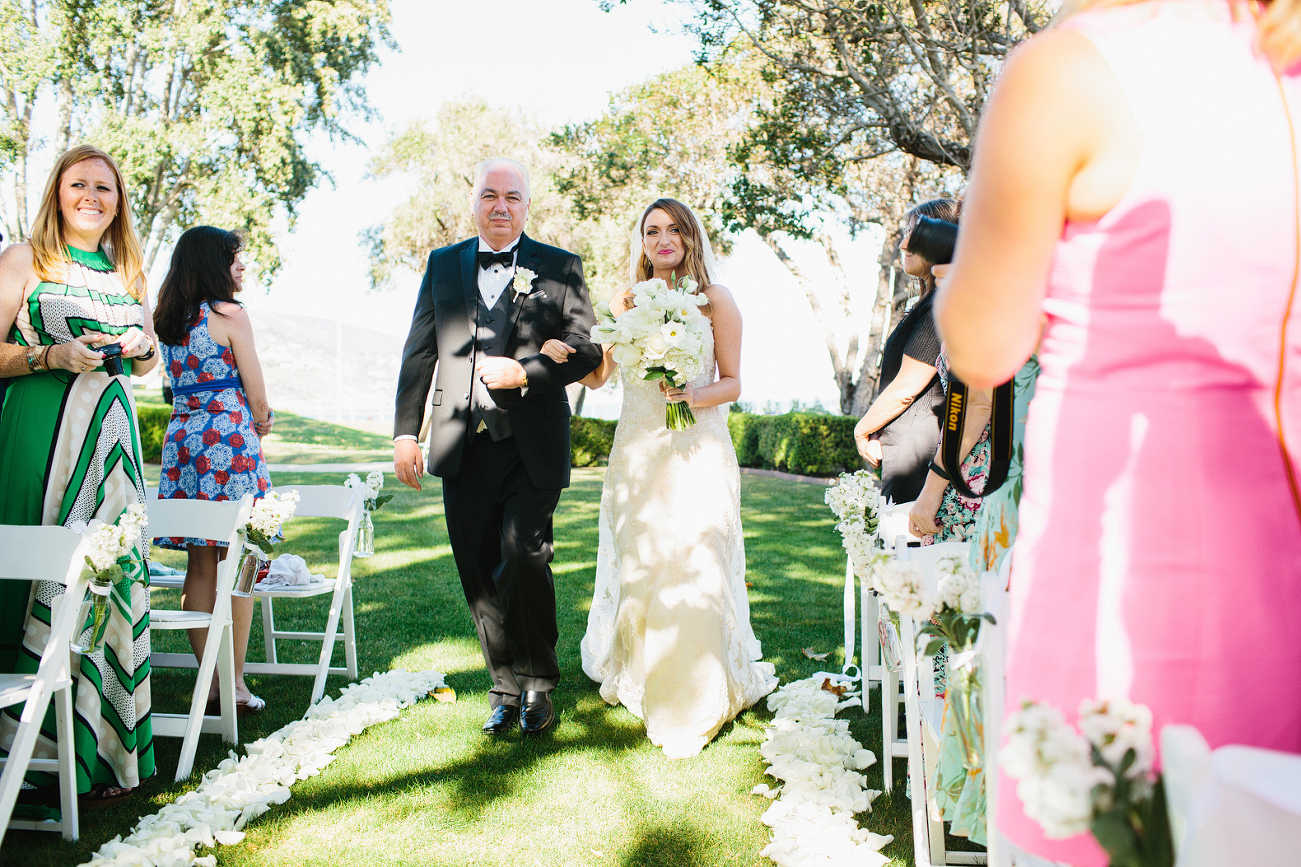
[{"left": 247, "top": 310, "right": 402, "bottom": 422}]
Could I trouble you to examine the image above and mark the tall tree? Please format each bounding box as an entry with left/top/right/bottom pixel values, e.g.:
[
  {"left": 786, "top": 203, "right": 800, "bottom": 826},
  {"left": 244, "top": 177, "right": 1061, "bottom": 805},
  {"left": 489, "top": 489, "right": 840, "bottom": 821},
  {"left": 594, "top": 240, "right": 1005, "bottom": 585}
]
[
  {"left": 552, "top": 56, "right": 956, "bottom": 414},
  {"left": 364, "top": 101, "right": 624, "bottom": 294},
  {"left": 0, "top": 0, "right": 391, "bottom": 274}
]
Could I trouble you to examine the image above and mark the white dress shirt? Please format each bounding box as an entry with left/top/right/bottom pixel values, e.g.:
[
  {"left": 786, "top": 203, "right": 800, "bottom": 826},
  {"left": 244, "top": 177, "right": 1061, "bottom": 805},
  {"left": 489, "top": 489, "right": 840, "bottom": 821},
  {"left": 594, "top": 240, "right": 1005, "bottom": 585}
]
[{"left": 477, "top": 235, "right": 521, "bottom": 308}]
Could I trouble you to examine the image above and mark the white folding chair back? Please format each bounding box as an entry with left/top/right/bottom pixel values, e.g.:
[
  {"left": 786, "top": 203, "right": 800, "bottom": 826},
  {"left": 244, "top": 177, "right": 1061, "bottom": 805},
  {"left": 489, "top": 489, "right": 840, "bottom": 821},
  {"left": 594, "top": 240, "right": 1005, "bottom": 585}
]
[
  {"left": 0, "top": 525, "right": 89, "bottom": 845},
  {"left": 146, "top": 495, "right": 254, "bottom": 781},
  {"left": 896, "top": 541, "right": 988, "bottom": 867},
  {"left": 1161, "top": 724, "right": 1301, "bottom": 867},
  {"left": 980, "top": 559, "right": 1012, "bottom": 867},
  {"left": 246, "top": 485, "right": 361, "bottom": 706}
]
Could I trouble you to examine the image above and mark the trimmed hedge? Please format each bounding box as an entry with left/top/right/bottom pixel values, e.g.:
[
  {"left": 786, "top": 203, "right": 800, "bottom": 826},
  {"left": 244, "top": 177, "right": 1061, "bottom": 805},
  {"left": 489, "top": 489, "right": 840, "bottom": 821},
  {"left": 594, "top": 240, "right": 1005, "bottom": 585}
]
[
  {"left": 137, "top": 405, "right": 171, "bottom": 463},
  {"left": 728, "top": 411, "right": 862, "bottom": 477},
  {"left": 570, "top": 416, "right": 617, "bottom": 467},
  {"left": 134, "top": 407, "right": 854, "bottom": 476}
]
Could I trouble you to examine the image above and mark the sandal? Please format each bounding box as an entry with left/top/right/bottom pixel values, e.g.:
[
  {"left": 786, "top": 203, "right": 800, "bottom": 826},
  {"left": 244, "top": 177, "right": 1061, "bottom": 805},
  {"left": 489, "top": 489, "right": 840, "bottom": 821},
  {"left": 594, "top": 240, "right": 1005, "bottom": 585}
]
[
  {"left": 205, "top": 694, "right": 267, "bottom": 717},
  {"left": 80, "top": 783, "right": 133, "bottom": 806}
]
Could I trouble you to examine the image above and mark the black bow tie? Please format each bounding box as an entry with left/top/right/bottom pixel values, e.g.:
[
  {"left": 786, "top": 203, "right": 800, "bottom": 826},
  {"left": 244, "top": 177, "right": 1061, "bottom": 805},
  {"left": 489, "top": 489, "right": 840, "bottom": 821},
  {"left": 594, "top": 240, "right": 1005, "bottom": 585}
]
[{"left": 477, "top": 250, "right": 514, "bottom": 270}]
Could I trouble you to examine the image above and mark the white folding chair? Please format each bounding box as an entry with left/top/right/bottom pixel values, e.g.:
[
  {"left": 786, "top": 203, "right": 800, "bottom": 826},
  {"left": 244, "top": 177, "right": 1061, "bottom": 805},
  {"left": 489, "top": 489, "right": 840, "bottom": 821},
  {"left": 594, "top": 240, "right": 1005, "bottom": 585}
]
[
  {"left": 1161, "top": 724, "right": 1301, "bottom": 867},
  {"left": 0, "top": 525, "right": 90, "bottom": 846},
  {"left": 245, "top": 486, "right": 361, "bottom": 706},
  {"left": 895, "top": 541, "right": 987, "bottom": 867},
  {"left": 145, "top": 495, "right": 254, "bottom": 781},
  {"left": 979, "top": 559, "right": 1012, "bottom": 867}
]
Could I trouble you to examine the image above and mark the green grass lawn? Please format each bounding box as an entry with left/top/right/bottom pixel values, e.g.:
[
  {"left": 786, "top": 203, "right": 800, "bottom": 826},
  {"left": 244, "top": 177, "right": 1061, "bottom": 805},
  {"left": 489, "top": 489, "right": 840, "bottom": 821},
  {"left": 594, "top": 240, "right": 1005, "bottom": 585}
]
[{"left": 5, "top": 459, "right": 935, "bottom": 866}]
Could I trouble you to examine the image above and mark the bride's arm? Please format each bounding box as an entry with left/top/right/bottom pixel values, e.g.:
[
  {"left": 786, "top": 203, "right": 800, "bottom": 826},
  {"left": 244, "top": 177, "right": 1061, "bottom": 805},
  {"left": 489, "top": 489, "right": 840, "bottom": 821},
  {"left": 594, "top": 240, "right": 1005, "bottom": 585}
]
[{"left": 673, "top": 284, "right": 741, "bottom": 409}]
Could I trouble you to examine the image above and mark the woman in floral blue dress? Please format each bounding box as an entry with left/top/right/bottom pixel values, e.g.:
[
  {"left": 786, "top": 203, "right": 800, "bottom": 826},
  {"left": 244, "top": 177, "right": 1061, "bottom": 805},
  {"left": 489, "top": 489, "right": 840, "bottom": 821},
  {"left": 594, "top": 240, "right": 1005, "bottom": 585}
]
[{"left": 153, "top": 226, "right": 274, "bottom": 712}]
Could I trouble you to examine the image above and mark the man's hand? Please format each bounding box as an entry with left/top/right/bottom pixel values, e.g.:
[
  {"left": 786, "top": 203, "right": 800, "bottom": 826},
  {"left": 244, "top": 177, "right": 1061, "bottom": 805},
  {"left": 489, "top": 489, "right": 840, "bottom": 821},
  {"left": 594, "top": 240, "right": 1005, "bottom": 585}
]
[
  {"left": 861, "top": 438, "right": 883, "bottom": 469},
  {"left": 394, "top": 439, "right": 424, "bottom": 491},
  {"left": 476, "top": 356, "right": 528, "bottom": 390}
]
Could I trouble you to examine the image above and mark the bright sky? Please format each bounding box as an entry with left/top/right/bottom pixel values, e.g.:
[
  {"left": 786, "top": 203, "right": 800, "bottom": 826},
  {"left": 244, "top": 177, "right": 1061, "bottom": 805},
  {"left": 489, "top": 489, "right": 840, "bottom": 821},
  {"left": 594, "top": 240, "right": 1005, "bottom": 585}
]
[{"left": 238, "top": 0, "right": 862, "bottom": 416}]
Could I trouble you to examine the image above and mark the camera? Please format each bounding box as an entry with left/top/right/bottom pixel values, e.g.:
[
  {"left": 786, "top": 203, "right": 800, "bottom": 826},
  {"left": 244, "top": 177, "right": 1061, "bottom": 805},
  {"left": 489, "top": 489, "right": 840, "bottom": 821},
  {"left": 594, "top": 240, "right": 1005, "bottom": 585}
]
[
  {"left": 905, "top": 216, "right": 959, "bottom": 265},
  {"left": 98, "top": 342, "right": 125, "bottom": 377}
]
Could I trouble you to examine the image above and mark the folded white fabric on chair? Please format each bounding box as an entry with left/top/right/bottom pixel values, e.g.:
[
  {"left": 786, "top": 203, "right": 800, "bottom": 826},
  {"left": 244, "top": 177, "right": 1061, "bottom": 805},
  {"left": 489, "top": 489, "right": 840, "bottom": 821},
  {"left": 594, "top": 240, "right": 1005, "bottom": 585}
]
[
  {"left": 255, "top": 553, "right": 325, "bottom": 589},
  {"left": 1161, "top": 724, "right": 1301, "bottom": 867}
]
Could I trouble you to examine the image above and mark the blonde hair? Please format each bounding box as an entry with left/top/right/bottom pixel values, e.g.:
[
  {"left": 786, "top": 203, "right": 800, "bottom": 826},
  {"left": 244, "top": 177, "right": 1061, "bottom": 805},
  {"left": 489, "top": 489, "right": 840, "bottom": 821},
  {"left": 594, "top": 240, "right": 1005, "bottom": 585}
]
[
  {"left": 30, "top": 145, "right": 146, "bottom": 299},
  {"left": 1064, "top": 0, "right": 1301, "bottom": 67}
]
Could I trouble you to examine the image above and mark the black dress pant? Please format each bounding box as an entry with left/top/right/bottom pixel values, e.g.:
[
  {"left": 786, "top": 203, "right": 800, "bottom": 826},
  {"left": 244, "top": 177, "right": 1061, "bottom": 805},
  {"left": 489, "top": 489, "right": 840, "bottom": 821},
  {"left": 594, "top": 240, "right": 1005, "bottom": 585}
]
[{"left": 442, "top": 432, "right": 562, "bottom": 707}]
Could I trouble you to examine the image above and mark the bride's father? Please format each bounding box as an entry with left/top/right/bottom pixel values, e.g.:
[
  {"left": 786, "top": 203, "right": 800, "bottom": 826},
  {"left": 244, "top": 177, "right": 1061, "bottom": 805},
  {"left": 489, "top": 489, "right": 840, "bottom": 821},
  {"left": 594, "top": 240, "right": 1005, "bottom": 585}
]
[{"left": 393, "top": 158, "right": 601, "bottom": 736}]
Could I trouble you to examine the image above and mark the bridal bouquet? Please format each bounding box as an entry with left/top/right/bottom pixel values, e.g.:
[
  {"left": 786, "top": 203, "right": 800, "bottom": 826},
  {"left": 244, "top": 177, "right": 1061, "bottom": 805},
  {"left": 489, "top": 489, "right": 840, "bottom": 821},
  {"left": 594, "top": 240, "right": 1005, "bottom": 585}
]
[
  {"left": 71, "top": 504, "right": 148, "bottom": 654},
  {"left": 1002, "top": 697, "right": 1173, "bottom": 867},
  {"left": 591, "top": 274, "right": 710, "bottom": 430},
  {"left": 241, "top": 490, "right": 300, "bottom": 559},
  {"left": 344, "top": 470, "right": 393, "bottom": 513}
]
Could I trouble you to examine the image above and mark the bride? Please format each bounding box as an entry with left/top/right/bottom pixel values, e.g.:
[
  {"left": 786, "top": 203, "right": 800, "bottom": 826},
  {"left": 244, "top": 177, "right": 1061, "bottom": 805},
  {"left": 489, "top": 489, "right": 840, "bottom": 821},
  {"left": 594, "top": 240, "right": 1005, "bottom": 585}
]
[{"left": 542, "top": 198, "right": 777, "bottom": 758}]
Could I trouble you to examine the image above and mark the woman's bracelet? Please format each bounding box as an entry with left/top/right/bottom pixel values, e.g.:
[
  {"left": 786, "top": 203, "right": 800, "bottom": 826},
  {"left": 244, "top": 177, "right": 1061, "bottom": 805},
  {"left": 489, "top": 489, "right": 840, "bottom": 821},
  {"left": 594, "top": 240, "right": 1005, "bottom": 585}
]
[
  {"left": 928, "top": 459, "right": 950, "bottom": 481},
  {"left": 136, "top": 340, "right": 155, "bottom": 361}
]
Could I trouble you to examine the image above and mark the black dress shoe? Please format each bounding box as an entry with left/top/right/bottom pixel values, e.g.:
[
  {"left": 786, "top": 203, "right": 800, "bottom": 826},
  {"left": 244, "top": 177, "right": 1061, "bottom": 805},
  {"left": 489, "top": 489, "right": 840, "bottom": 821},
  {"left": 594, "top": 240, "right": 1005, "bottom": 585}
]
[
  {"left": 519, "top": 690, "right": 555, "bottom": 736},
  {"left": 482, "top": 704, "right": 520, "bottom": 735}
]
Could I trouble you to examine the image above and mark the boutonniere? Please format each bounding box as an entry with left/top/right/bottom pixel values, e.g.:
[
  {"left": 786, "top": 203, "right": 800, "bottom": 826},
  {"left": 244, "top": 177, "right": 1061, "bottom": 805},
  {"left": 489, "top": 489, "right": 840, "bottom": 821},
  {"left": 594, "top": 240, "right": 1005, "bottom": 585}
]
[{"left": 512, "top": 267, "right": 539, "bottom": 301}]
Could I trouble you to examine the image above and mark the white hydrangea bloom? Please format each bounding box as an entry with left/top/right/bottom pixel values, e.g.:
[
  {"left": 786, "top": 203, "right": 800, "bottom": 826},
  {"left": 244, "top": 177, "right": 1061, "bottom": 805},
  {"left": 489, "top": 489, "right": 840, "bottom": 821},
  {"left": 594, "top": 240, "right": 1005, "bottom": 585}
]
[
  {"left": 934, "top": 556, "right": 982, "bottom": 615},
  {"left": 869, "top": 558, "right": 934, "bottom": 623},
  {"left": 1002, "top": 700, "right": 1112, "bottom": 839},
  {"left": 1077, "top": 697, "right": 1155, "bottom": 798}
]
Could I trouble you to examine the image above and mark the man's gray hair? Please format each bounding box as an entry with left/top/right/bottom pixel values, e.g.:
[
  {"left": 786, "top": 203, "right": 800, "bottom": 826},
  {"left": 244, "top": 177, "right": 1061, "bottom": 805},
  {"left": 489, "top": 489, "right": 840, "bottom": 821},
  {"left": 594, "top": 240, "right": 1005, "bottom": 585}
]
[{"left": 471, "top": 158, "right": 531, "bottom": 200}]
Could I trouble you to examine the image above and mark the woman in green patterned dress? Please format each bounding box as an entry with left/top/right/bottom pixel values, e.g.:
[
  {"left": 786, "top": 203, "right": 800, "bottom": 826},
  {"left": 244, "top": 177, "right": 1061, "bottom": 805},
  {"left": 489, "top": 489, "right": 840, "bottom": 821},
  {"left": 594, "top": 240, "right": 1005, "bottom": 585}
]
[{"left": 0, "top": 145, "right": 160, "bottom": 805}]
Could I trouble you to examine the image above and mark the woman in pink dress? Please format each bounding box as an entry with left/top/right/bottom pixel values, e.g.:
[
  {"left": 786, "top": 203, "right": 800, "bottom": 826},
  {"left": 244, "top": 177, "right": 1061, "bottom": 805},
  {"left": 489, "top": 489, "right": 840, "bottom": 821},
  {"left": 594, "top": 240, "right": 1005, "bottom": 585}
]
[{"left": 935, "top": 1, "right": 1301, "bottom": 864}]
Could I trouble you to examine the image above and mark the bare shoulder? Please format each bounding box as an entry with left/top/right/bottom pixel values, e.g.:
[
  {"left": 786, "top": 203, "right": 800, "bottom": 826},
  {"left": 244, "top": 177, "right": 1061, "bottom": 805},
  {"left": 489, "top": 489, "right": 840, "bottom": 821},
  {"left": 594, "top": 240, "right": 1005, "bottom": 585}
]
[
  {"left": 210, "top": 300, "right": 248, "bottom": 322},
  {"left": 703, "top": 283, "right": 739, "bottom": 316},
  {"left": 0, "top": 242, "right": 36, "bottom": 281}
]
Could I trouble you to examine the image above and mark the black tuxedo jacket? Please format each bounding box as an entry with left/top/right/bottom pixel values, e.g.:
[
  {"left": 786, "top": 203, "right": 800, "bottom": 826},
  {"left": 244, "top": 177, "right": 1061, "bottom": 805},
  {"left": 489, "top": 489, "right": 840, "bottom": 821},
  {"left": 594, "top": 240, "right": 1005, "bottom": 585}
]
[{"left": 393, "top": 234, "right": 602, "bottom": 489}]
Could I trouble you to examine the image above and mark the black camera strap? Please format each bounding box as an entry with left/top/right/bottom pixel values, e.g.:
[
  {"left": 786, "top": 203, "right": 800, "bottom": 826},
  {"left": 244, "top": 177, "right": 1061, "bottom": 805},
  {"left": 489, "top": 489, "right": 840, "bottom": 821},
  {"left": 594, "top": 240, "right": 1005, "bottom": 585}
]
[{"left": 941, "top": 374, "right": 1014, "bottom": 499}]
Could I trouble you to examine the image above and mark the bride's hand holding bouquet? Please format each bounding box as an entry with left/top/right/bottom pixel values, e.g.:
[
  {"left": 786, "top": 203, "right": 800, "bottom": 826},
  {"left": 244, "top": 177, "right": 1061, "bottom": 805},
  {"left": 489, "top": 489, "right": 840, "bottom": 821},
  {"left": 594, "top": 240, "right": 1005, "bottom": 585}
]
[{"left": 590, "top": 274, "right": 710, "bottom": 430}]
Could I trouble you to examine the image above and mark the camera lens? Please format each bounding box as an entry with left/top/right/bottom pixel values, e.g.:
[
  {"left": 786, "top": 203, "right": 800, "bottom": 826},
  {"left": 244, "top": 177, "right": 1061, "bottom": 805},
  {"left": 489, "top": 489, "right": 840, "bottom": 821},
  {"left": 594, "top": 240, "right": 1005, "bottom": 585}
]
[
  {"left": 906, "top": 216, "right": 959, "bottom": 266},
  {"left": 99, "top": 342, "right": 125, "bottom": 377}
]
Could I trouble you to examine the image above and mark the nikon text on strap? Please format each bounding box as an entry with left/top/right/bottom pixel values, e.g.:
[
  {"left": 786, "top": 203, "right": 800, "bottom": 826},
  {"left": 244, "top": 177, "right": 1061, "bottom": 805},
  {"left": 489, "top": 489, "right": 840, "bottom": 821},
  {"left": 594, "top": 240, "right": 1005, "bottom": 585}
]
[{"left": 941, "top": 375, "right": 1014, "bottom": 499}]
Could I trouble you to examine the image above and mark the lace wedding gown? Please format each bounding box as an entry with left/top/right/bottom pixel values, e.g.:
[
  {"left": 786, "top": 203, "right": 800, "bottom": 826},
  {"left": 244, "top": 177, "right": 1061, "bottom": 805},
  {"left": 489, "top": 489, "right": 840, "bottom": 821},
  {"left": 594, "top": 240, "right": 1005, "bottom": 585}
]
[{"left": 580, "top": 324, "right": 778, "bottom": 758}]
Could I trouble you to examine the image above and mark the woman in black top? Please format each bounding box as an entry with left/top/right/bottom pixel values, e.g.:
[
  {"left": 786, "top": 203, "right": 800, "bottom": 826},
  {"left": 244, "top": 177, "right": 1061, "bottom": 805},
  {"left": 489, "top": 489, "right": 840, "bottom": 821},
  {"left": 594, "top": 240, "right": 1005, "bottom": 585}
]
[{"left": 854, "top": 198, "right": 958, "bottom": 504}]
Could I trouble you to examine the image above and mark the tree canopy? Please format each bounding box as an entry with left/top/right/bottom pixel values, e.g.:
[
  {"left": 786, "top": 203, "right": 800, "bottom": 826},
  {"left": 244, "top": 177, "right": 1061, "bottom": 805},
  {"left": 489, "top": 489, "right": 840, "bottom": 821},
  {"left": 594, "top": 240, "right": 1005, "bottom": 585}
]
[{"left": 0, "top": 0, "right": 392, "bottom": 274}]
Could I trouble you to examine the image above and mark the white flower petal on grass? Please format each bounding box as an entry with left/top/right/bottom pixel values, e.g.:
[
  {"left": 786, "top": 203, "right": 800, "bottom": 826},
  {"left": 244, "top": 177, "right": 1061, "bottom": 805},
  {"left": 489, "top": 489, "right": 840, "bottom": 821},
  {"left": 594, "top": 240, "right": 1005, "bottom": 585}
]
[
  {"left": 754, "top": 677, "right": 892, "bottom": 865},
  {"left": 77, "top": 670, "right": 449, "bottom": 867}
]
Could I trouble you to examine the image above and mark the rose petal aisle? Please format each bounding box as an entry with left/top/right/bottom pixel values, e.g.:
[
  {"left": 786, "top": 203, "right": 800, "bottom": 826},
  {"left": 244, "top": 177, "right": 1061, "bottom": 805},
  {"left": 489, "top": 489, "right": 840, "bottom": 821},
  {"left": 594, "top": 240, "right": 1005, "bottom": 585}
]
[
  {"left": 751, "top": 677, "right": 894, "bottom": 866},
  {"left": 79, "top": 669, "right": 450, "bottom": 867}
]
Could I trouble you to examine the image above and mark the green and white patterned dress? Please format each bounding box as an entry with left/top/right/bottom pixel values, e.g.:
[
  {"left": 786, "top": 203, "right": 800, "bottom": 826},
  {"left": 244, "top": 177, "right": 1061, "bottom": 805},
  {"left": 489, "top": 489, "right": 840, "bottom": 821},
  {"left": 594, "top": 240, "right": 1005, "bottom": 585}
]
[{"left": 0, "top": 245, "right": 154, "bottom": 803}]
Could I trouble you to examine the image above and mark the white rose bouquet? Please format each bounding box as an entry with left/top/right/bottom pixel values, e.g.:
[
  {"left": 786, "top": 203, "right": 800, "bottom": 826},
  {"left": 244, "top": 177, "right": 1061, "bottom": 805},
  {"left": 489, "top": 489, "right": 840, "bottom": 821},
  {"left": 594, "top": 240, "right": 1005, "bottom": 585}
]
[
  {"left": 591, "top": 273, "right": 710, "bottom": 430},
  {"left": 1002, "top": 697, "right": 1172, "bottom": 867},
  {"left": 70, "top": 504, "right": 148, "bottom": 654},
  {"left": 241, "top": 490, "right": 300, "bottom": 559},
  {"left": 344, "top": 470, "right": 393, "bottom": 513}
]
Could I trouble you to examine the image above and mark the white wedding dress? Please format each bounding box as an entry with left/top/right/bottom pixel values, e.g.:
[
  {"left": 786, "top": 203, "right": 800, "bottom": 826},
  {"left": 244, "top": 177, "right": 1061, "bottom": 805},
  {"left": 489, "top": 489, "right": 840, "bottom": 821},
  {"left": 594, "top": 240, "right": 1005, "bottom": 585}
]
[{"left": 580, "top": 323, "right": 778, "bottom": 758}]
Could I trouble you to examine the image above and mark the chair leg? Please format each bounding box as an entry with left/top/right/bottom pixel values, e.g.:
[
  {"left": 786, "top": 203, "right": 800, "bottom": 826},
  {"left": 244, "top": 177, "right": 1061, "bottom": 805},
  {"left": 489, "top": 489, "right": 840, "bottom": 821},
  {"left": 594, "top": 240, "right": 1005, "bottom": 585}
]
[
  {"left": 261, "top": 596, "right": 277, "bottom": 664},
  {"left": 883, "top": 666, "right": 898, "bottom": 792},
  {"left": 55, "top": 683, "right": 78, "bottom": 840},
  {"left": 175, "top": 620, "right": 228, "bottom": 782},
  {"left": 0, "top": 680, "right": 53, "bottom": 848},
  {"left": 216, "top": 626, "right": 238, "bottom": 744},
  {"left": 341, "top": 584, "right": 358, "bottom": 682},
  {"left": 310, "top": 585, "right": 347, "bottom": 706}
]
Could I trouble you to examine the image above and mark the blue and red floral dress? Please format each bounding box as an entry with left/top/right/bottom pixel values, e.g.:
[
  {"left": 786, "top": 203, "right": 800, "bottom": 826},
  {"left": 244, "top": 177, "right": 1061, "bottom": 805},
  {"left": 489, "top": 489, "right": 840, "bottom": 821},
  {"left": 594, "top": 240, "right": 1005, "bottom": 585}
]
[{"left": 157, "top": 301, "right": 270, "bottom": 548}]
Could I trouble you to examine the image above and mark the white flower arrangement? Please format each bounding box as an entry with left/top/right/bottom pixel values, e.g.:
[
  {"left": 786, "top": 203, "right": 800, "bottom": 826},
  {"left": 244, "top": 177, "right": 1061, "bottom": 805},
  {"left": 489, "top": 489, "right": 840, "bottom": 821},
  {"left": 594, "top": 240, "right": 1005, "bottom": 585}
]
[
  {"left": 75, "top": 503, "right": 149, "bottom": 588},
  {"left": 591, "top": 273, "right": 711, "bottom": 430},
  {"left": 78, "top": 669, "right": 452, "bottom": 867},
  {"left": 823, "top": 471, "right": 881, "bottom": 576},
  {"left": 241, "top": 490, "right": 300, "bottom": 559},
  {"left": 866, "top": 554, "right": 934, "bottom": 623},
  {"left": 512, "top": 266, "right": 538, "bottom": 300},
  {"left": 1002, "top": 697, "right": 1171, "bottom": 864},
  {"left": 752, "top": 677, "right": 893, "bottom": 866},
  {"left": 344, "top": 470, "right": 393, "bottom": 513}
]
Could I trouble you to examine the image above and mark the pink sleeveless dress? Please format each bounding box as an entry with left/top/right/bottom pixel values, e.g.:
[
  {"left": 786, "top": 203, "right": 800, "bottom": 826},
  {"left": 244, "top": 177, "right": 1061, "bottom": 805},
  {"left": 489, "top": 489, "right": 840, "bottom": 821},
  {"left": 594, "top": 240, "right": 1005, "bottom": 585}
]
[{"left": 1000, "top": 3, "right": 1301, "bottom": 863}]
